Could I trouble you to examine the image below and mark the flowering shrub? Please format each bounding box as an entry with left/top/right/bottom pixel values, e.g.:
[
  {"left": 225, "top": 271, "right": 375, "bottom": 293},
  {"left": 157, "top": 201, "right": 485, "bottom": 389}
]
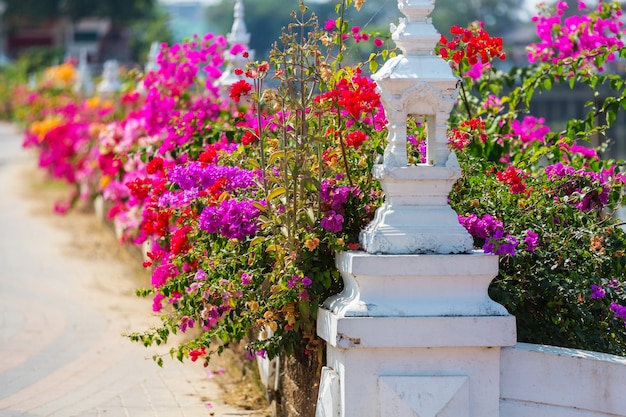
[
  {"left": 441, "top": 0, "right": 626, "bottom": 354},
  {"left": 19, "top": 0, "right": 626, "bottom": 367},
  {"left": 124, "top": 1, "right": 391, "bottom": 363},
  {"left": 18, "top": 63, "right": 119, "bottom": 212}
]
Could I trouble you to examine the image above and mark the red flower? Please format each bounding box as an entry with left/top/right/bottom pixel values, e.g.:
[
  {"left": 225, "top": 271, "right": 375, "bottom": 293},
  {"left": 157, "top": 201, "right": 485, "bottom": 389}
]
[
  {"left": 496, "top": 166, "right": 528, "bottom": 195},
  {"left": 346, "top": 130, "right": 367, "bottom": 149},
  {"left": 447, "top": 117, "right": 487, "bottom": 150},
  {"left": 198, "top": 147, "right": 217, "bottom": 164},
  {"left": 189, "top": 347, "right": 207, "bottom": 362},
  {"left": 437, "top": 22, "right": 506, "bottom": 70},
  {"left": 229, "top": 80, "right": 252, "bottom": 102},
  {"left": 448, "top": 128, "right": 471, "bottom": 150},
  {"left": 314, "top": 73, "right": 381, "bottom": 122},
  {"left": 170, "top": 226, "right": 192, "bottom": 255},
  {"left": 146, "top": 157, "right": 164, "bottom": 174},
  {"left": 241, "top": 129, "right": 259, "bottom": 145},
  {"left": 126, "top": 178, "right": 152, "bottom": 200}
]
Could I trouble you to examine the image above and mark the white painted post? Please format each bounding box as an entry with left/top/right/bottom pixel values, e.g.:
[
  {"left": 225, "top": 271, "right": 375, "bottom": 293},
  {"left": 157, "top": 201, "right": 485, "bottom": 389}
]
[
  {"left": 97, "top": 59, "right": 121, "bottom": 96},
  {"left": 218, "top": 0, "right": 255, "bottom": 98},
  {"left": 315, "top": 1, "right": 517, "bottom": 416},
  {"left": 74, "top": 49, "right": 94, "bottom": 96},
  {"left": 145, "top": 41, "right": 160, "bottom": 74}
]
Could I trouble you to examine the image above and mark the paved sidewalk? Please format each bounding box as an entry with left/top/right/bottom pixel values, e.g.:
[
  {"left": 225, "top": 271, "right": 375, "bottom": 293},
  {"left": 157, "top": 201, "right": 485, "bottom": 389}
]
[{"left": 0, "top": 122, "right": 262, "bottom": 417}]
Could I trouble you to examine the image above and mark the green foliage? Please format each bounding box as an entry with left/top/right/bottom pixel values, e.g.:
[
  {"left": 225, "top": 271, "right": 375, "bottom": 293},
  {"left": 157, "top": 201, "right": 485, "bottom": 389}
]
[
  {"left": 206, "top": 0, "right": 396, "bottom": 61},
  {"left": 128, "top": 5, "right": 173, "bottom": 63},
  {"left": 441, "top": 4, "right": 626, "bottom": 354},
  {"left": 4, "top": 0, "right": 156, "bottom": 22}
]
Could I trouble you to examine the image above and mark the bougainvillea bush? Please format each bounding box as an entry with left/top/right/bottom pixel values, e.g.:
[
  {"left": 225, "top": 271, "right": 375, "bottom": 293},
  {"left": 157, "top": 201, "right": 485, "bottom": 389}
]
[
  {"left": 127, "top": 0, "right": 390, "bottom": 363},
  {"left": 19, "top": 0, "right": 626, "bottom": 368},
  {"left": 18, "top": 62, "right": 120, "bottom": 212},
  {"left": 440, "top": 0, "right": 626, "bottom": 354}
]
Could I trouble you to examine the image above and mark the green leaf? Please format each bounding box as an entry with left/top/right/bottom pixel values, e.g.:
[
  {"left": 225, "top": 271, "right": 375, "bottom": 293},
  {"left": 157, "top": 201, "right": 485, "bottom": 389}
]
[
  {"left": 369, "top": 59, "right": 378, "bottom": 74},
  {"left": 543, "top": 78, "right": 552, "bottom": 90},
  {"left": 267, "top": 187, "right": 286, "bottom": 201}
]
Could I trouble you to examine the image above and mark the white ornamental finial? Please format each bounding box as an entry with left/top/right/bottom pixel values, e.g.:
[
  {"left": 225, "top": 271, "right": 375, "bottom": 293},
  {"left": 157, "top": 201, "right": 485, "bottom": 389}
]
[
  {"left": 218, "top": 0, "right": 255, "bottom": 97},
  {"left": 394, "top": 0, "right": 440, "bottom": 55},
  {"left": 359, "top": 0, "right": 473, "bottom": 254},
  {"left": 228, "top": 0, "right": 250, "bottom": 46}
]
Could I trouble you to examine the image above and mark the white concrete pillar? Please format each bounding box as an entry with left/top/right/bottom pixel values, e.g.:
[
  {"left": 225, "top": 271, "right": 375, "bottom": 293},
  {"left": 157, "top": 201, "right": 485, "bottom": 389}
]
[
  {"left": 74, "top": 49, "right": 94, "bottom": 96},
  {"left": 316, "top": 1, "right": 517, "bottom": 416},
  {"left": 316, "top": 252, "right": 516, "bottom": 417},
  {"left": 97, "top": 59, "right": 121, "bottom": 96}
]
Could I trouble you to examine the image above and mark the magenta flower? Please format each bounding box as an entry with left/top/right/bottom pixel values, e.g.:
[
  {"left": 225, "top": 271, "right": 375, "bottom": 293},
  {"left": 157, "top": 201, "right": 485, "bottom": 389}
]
[
  {"left": 320, "top": 211, "right": 345, "bottom": 233},
  {"left": 152, "top": 293, "right": 165, "bottom": 312},
  {"left": 591, "top": 284, "right": 606, "bottom": 299},
  {"left": 610, "top": 302, "right": 626, "bottom": 320},
  {"left": 241, "top": 273, "right": 252, "bottom": 286},
  {"left": 510, "top": 116, "right": 550, "bottom": 145},
  {"left": 324, "top": 19, "right": 335, "bottom": 31},
  {"left": 524, "top": 230, "right": 539, "bottom": 252},
  {"left": 199, "top": 199, "right": 261, "bottom": 240}
]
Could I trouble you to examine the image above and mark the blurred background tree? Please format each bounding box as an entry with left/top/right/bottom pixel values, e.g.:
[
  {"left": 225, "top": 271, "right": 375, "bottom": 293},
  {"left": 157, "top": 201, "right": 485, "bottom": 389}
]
[
  {"left": 204, "top": 0, "right": 530, "bottom": 61},
  {"left": 3, "top": 0, "right": 156, "bottom": 22}
]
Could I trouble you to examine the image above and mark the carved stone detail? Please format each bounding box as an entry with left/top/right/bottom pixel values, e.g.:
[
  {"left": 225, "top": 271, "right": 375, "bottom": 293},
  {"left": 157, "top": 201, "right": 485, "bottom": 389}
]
[
  {"left": 378, "top": 375, "right": 469, "bottom": 417},
  {"left": 218, "top": 0, "right": 255, "bottom": 95},
  {"left": 362, "top": 0, "right": 471, "bottom": 254}
]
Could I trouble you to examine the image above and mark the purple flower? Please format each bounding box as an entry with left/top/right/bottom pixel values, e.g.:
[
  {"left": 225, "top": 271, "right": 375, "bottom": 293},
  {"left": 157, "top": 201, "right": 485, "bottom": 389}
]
[
  {"left": 287, "top": 275, "right": 301, "bottom": 289},
  {"left": 301, "top": 276, "right": 312, "bottom": 286},
  {"left": 199, "top": 199, "right": 261, "bottom": 240},
  {"left": 610, "top": 302, "right": 626, "bottom": 321},
  {"left": 320, "top": 211, "right": 345, "bottom": 233},
  {"left": 195, "top": 270, "right": 207, "bottom": 281},
  {"left": 524, "top": 230, "right": 539, "bottom": 252},
  {"left": 459, "top": 214, "right": 503, "bottom": 240},
  {"left": 608, "top": 278, "right": 621, "bottom": 289},
  {"left": 591, "top": 284, "right": 606, "bottom": 299},
  {"left": 247, "top": 348, "right": 267, "bottom": 360},
  {"left": 545, "top": 163, "right": 609, "bottom": 211},
  {"left": 179, "top": 316, "right": 195, "bottom": 332},
  {"left": 167, "top": 162, "right": 257, "bottom": 192},
  {"left": 320, "top": 180, "right": 360, "bottom": 213},
  {"left": 483, "top": 229, "right": 518, "bottom": 257}
]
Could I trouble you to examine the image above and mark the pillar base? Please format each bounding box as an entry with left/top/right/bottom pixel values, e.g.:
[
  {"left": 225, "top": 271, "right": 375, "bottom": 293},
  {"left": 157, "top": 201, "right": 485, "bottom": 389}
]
[{"left": 316, "top": 251, "right": 516, "bottom": 417}]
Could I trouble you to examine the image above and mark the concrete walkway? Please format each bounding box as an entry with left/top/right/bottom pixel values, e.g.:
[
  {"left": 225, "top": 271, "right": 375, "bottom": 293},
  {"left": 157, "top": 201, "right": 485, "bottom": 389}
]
[{"left": 0, "top": 123, "right": 263, "bottom": 417}]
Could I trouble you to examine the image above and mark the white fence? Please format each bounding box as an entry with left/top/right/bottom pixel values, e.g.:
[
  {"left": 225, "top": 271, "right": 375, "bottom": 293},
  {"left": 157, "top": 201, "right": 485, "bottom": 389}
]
[{"left": 501, "top": 343, "right": 626, "bottom": 416}]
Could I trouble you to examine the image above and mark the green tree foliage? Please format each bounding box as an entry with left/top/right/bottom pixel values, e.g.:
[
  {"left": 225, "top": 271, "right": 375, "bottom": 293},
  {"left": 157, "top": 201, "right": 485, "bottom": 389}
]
[
  {"left": 128, "top": 6, "right": 173, "bottom": 64},
  {"left": 4, "top": 0, "right": 155, "bottom": 22},
  {"left": 205, "top": 0, "right": 527, "bottom": 61},
  {"left": 432, "top": 0, "right": 529, "bottom": 36},
  {"left": 206, "top": 0, "right": 397, "bottom": 60}
]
